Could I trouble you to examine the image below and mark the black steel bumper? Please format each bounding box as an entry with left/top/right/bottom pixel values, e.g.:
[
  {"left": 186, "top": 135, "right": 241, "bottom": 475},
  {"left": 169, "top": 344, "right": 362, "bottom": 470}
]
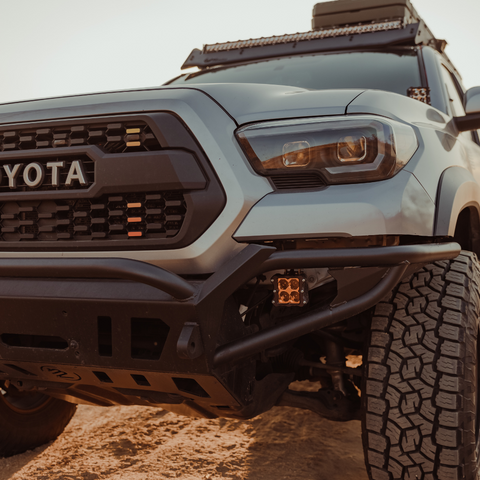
[{"left": 0, "top": 242, "right": 460, "bottom": 413}]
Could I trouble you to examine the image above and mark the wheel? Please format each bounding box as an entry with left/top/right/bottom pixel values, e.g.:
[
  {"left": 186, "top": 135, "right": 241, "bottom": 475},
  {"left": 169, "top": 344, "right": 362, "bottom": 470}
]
[
  {"left": 362, "top": 251, "right": 480, "bottom": 480},
  {"left": 0, "top": 385, "right": 77, "bottom": 457}
]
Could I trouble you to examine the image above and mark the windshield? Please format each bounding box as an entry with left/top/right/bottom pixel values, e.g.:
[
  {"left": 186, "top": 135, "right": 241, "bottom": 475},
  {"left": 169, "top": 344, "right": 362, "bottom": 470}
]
[{"left": 168, "top": 51, "right": 422, "bottom": 96}]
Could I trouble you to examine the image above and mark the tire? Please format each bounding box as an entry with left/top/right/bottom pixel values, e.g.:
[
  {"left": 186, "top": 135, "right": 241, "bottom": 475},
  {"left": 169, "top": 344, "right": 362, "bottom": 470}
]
[
  {"left": 362, "top": 251, "right": 480, "bottom": 480},
  {"left": 0, "top": 386, "right": 77, "bottom": 457}
]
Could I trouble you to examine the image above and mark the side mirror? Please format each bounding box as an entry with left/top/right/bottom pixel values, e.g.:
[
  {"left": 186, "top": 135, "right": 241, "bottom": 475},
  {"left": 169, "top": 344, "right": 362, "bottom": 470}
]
[
  {"left": 455, "top": 86, "right": 480, "bottom": 131},
  {"left": 466, "top": 86, "right": 480, "bottom": 114}
]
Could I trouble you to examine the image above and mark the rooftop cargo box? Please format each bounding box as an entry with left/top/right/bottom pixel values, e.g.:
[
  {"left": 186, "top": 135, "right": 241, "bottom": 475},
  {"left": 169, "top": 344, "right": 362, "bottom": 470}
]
[{"left": 312, "top": 0, "right": 420, "bottom": 29}]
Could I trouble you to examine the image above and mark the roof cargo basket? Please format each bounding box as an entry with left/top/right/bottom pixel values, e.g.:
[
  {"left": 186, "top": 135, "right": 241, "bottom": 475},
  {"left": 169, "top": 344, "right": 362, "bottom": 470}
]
[
  {"left": 311, "top": 0, "right": 446, "bottom": 52},
  {"left": 181, "top": 0, "right": 447, "bottom": 70},
  {"left": 312, "top": 0, "right": 420, "bottom": 30}
]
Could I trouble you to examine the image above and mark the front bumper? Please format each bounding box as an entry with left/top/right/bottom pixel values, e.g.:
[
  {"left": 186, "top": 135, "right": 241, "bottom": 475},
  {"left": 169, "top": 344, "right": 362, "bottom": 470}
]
[{"left": 0, "top": 242, "right": 460, "bottom": 415}]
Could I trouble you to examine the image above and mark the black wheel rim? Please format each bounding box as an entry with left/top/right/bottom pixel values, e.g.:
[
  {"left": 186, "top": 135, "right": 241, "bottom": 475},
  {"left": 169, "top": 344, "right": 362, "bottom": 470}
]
[{"left": 0, "top": 387, "right": 52, "bottom": 414}]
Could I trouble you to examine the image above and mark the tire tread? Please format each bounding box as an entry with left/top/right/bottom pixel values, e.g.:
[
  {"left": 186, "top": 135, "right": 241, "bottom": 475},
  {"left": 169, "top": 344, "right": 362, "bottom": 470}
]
[{"left": 362, "top": 252, "right": 480, "bottom": 480}]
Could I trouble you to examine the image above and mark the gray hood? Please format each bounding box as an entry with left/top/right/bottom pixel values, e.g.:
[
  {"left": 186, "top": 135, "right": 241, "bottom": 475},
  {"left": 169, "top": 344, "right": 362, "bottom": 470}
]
[
  {"left": 0, "top": 84, "right": 364, "bottom": 126},
  {"left": 173, "top": 83, "right": 365, "bottom": 125}
]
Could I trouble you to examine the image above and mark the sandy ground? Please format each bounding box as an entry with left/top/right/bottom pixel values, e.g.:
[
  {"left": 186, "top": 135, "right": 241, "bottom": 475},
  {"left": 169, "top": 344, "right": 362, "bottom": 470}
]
[
  {"left": 0, "top": 358, "right": 367, "bottom": 479},
  {"left": 0, "top": 402, "right": 367, "bottom": 480},
  {"left": 0, "top": 406, "right": 367, "bottom": 480}
]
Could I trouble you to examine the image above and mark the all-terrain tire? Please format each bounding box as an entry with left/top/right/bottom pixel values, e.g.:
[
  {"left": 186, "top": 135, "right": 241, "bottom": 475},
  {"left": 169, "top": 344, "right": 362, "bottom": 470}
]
[
  {"left": 362, "top": 251, "right": 480, "bottom": 480},
  {"left": 0, "top": 388, "right": 77, "bottom": 457}
]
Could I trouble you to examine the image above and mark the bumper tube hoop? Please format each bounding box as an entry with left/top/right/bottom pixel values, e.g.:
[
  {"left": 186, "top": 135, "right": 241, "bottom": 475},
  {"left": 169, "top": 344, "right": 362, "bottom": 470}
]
[
  {"left": 0, "top": 257, "right": 196, "bottom": 300},
  {"left": 212, "top": 242, "right": 461, "bottom": 366},
  {"left": 213, "top": 262, "right": 408, "bottom": 366}
]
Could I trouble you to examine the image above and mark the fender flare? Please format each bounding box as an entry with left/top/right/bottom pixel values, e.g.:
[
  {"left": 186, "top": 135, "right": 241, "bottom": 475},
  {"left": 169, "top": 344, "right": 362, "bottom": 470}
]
[{"left": 434, "top": 166, "right": 480, "bottom": 236}]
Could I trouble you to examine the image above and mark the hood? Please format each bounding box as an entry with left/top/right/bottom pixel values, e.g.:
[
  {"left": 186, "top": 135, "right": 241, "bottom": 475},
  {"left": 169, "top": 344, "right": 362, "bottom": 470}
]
[
  {"left": 0, "top": 84, "right": 365, "bottom": 127},
  {"left": 0, "top": 87, "right": 217, "bottom": 125},
  {"left": 175, "top": 83, "right": 365, "bottom": 125}
]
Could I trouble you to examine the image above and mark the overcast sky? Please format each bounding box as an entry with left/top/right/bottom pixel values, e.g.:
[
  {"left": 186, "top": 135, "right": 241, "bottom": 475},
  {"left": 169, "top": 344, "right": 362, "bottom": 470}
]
[{"left": 0, "top": 0, "right": 479, "bottom": 104}]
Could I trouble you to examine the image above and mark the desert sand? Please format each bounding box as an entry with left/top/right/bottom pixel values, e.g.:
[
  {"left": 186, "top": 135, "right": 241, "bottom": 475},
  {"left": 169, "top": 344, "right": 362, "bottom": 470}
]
[
  {"left": 0, "top": 397, "right": 367, "bottom": 480},
  {"left": 0, "top": 356, "right": 367, "bottom": 480}
]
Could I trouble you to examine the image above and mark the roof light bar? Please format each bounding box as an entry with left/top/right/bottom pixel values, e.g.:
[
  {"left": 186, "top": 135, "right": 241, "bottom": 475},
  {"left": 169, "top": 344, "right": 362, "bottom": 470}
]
[{"left": 203, "top": 20, "right": 403, "bottom": 53}]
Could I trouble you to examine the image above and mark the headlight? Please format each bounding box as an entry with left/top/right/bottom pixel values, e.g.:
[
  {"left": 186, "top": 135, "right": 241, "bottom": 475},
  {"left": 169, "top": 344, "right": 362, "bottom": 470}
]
[{"left": 236, "top": 116, "right": 418, "bottom": 185}]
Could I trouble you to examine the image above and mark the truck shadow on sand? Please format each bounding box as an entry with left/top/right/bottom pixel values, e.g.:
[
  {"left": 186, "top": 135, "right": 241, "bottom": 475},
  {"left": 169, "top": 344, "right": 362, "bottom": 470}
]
[{"left": 242, "top": 407, "right": 368, "bottom": 480}]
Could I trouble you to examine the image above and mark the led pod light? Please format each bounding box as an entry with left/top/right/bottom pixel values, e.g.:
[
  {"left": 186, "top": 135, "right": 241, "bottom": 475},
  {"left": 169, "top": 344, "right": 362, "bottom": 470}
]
[{"left": 236, "top": 116, "right": 418, "bottom": 185}]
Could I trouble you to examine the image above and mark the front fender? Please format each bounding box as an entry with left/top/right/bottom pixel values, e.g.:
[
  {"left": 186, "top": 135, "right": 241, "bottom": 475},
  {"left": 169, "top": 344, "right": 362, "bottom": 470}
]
[{"left": 434, "top": 167, "right": 480, "bottom": 236}]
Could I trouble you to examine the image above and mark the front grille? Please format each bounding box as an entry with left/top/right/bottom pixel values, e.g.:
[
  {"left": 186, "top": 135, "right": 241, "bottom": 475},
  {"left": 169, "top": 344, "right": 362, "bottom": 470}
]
[
  {"left": 0, "top": 155, "right": 94, "bottom": 193},
  {"left": 0, "top": 192, "right": 186, "bottom": 242},
  {"left": 0, "top": 121, "right": 161, "bottom": 153},
  {"left": 0, "top": 112, "right": 227, "bottom": 251}
]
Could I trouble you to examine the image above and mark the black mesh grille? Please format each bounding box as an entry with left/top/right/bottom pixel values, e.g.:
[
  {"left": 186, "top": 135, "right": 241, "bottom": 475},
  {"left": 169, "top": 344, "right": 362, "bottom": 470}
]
[
  {"left": 0, "top": 122, "right": 161, "bottom": 153},
  {"left": 0, "top": 113, "right": 227, "bottom": 251},
  {"left": 271, "top": 173, "right": 326, "bottom": 190},
  {"left": 0, "top": 192, "right": 186, "bottom": 242}
]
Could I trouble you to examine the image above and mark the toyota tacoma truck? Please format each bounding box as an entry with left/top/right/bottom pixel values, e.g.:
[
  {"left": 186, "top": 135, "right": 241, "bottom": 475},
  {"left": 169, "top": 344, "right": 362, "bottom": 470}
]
[{"left": 1, "top": 0, "right": 480, "bottom": 478}]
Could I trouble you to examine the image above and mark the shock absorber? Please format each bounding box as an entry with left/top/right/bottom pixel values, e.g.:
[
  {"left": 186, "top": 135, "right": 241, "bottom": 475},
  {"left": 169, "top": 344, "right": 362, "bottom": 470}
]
[{"left": 324, "top": 339, "right": 347, "bottom": 396}]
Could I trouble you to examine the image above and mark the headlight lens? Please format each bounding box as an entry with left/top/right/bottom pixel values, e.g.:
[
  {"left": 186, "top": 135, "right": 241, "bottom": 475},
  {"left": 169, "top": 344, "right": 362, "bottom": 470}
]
[{"left": 236, "top": 116, "right": 418, "bottom": 184}]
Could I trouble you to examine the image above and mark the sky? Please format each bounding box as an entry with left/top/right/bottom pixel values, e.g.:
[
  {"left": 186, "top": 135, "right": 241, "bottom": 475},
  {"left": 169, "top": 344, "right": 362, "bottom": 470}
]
[{"left": 0, "top": 0, "right": 479, "bottom": 104}]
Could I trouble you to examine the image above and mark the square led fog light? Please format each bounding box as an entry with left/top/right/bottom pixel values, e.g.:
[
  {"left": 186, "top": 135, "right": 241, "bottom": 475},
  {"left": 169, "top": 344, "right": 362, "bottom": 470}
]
[{"left": 272, "top": 273, "right": 309, "bottom": 307}]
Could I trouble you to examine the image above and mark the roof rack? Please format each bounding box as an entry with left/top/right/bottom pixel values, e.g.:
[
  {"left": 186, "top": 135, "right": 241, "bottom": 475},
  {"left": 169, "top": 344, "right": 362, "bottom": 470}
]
[{"left": 181, "top": 0, "right": 446, "bottom": 70}]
